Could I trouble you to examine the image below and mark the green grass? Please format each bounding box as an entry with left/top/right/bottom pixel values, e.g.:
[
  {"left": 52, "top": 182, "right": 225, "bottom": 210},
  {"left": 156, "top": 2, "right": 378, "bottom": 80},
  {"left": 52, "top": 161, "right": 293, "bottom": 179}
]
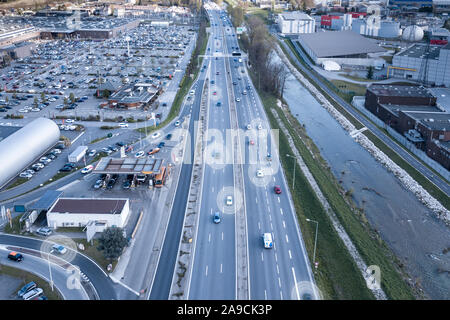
[
  {"left": 0, "top": 264, "right": 62, "bottom": 300},
  {"left": 250, "top": 68, "right": 418, "bottom": 299},
  {"left": 90, "top": 135, "right": 109, "bottom": 144},
  {"left": 75, "top": 239, "right": 118, "bottom": 272},
  {"left": 3, "top": 214, "right": 24, "bottom": 234},
  {"left": 4, "top": 177, "right": 28, "bottom": 190},
  {"left": 330, "top": 79, "right": 368, "bottom": 96}
]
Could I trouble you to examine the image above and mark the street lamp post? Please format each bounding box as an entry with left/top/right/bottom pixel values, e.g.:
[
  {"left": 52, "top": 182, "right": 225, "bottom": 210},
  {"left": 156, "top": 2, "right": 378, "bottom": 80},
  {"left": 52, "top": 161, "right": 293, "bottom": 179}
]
[
  {"left": 47, "top": 249, "right": 55, "bottom": 291},
  {"left": 286, "top": 154, "right": 297, "bottom": 191},
  {"left": 306, "top": 218, "right": 318, "bottom": 270}
]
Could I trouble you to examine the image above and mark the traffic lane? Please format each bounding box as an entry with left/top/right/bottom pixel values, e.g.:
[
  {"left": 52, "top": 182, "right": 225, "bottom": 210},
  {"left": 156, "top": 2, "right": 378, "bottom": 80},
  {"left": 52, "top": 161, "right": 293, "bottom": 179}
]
[
  {"left": 0, "top": 247, "right": 88, "bottom": 300},
  {"left": 189, "top": 164, "right": 236, "bottom": 299},
  {"left": 0, "top": 234, "right": 117, "bottom": 300},
  {"left": 149, "top": 78, "right": 204, "bottom": 299}
]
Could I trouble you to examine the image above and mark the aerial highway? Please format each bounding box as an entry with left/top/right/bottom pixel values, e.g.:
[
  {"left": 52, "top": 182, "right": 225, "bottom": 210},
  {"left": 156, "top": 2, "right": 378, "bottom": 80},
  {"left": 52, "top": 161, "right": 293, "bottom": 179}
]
[{"left": 187, "top": 4, "right": 317, "bottom": 300}]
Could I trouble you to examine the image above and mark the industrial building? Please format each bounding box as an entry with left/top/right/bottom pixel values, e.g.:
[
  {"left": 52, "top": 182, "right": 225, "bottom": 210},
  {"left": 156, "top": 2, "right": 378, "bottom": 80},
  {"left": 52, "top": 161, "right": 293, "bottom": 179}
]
[
  {"left": 277, "top": 11, "right": 316, "bottom": 35},
  {"left": 391, "top": 43, "right": 450, "bottom": 86},
  {"left": 46, "top": 197, "right": 130, "bottom": 231},
  {"left": 297, "top": 30, "right": 386, "bottom": 66},
  {"left": 0, "top": 118, "right": 60, "bottom": 189},
  {"left": 433, "top": 0, "right": 450, "bottom": 13},
  {"left": 365, "top": 84, "right": 450, "bottom": 169}
]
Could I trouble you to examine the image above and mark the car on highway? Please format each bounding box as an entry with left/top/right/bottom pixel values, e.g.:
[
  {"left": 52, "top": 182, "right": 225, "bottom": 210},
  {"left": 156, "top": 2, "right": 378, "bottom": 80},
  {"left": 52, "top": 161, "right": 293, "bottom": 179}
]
[
  {"left": 18, "top": 282, "right": 37, "bottom": 298},
  {"left": 235, "top": 97, "right": 240, "bottom": 102},
  {"left": 274, "top": 186, "right": 282, "bottom": 194},
  {"left": 213, "top": 211, "right": 221, "bottom": 224},
  {"left": 258, "top": 124, "right": 263, "bottom": 130},
  {"left": 148, "top": 148, "right": 160, "bottom": 155},
  {"left": 81, "top": 165, "right": 94, "bottom": 174},
  {"left": 226, "top": 195, "right": 233, "bottom": 206},
  {"left": 135, "top": 151, "right": 145, "bottom": 158},
  {"left": 213, "top": 91, "right": 217, "bottom": 95},
  {"left": 256, "top": 169, "right": 264, "bottom": 178},
  {"left": 249, "top": 139, "right": 254, "bottom": 145},
  {"left": 52, "top": 244, "right": 67, "bottom": 254},
  {"left": 216, "top": 101, "right": 222, "bottom": 106},
  {"left": 174, "top": 120, "right": 181, "bottom": 127},
  {"left": 7, "top": 251, "right": 23, "bottom": 262},
  {"left": 88, "top": 149, "right": 97, "bottom": 157},
  {"left": 36, "top": 227, "right": 52, "bottom": 236},
  {"left": 246, "top": 124, "right": 251, "bottom": 130},
  {"left": 189, "top": 90, "right": 195, "bottom": 95},
  {"left": 263, "top": 233, "right": 273, "bottom": 249},
  {"left": 118, "top": 122, "right": 129, "bottom": 128},
  {"left": 243, "top": 90, "right": 247, "bottom": 95}
]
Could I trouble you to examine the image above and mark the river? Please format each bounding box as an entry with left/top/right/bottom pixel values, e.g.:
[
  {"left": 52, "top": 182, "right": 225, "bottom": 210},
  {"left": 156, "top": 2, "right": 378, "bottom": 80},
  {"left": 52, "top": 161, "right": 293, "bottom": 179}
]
[{"left": 282, "top": 72, "right": 450, "bottom": 299}]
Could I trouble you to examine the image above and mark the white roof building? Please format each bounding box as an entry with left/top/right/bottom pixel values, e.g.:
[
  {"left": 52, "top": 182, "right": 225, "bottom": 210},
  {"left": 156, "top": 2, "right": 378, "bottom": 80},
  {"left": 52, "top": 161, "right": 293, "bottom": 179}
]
[{"left": 277, "top": 11, "right": 316, "bottom": 35}]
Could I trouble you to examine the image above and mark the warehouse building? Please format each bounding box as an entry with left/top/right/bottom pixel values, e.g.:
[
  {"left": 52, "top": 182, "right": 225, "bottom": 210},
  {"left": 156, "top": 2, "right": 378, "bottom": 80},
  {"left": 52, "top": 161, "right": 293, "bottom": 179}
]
[
  {"left": 0, "top": 118, "right": 60, "bottom": 189},
  {"left": 47, "top": 197, "right": 130, "bottom": 231},
  {"left": 391, "top": 43, "right": 450, "bottom": 87},
  {"left": 297, "top": 30, "right": 386, "bottom": 66},
  {"left": 277, "top": 11, "right": 316, "bottom": 35}
]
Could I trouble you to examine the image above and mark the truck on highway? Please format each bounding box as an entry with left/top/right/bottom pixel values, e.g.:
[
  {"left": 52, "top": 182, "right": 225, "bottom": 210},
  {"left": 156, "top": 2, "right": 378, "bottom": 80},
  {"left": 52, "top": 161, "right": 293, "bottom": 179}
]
[
  {"left": 68, "top": 146, "right": 88, "bottom": 163},
  {"left": 263, "top": 233, "right": 273, "bottom": 249}
]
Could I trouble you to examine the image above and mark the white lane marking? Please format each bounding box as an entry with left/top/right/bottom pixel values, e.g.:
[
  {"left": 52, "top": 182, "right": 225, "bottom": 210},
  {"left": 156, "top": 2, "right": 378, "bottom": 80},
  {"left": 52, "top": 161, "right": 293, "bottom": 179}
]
[
  {"left": 286, "top": 234, "right": 289, "bottom": 243},
  {"left": 292, "top": 267, "right": 300, "bottom": 300},
  {"left": 283, "top": 220, "right": 286, "bottom": 229},
  {"left": 220, "top": 263, "right": 223, "bottom": 273},
  {"left": 280, "top": 291, "right": 283, "bottom": 299},
  {"left": 278, "top": 277, "right": 282, "bottom": 288},
  {"left": 261, "top": 252, "right": 264, "bottom": 261},
  {"left": 278, "top": 197, "right": 280, "bottom": 203},
  {"left": 212, "top": 186, "right": 214, "bottom": 193},
  {"left": 256, "top": 198, "right": 258, "bottom": 204},
  {"left": 205, "top": 265, "right": 208, "bottom": 277},
  {"left": 280, "top": 208, "right": 283, "bottom": 215},
  {"left": 221, "top": 232, "right": 224, "bottom": 241},
  {"left": 208, "top": 233, "right": 211, "bottom": 243},
  {"left": 270, "top": 223, "right": 273, "bottom": 230},
  {"left": 275, "top": 253, "right": 278, "bottom": 262},
  {"left": 258, "top": 222, "right": 261, "bottom": 230},
  {"left": 288, "top": 250, "right": 292, "bottom": 259},
  {"left": 268, "top": 206, "right": 271, "bottom": 212},
  {"left": 269, "top": 214, "right": 272, "bottom": 221},
  {"left": 264, "top": 290, "right": 267, "bottom": 300},
  {"left": 276, "top": 264, "right": 280, "bottom": 274}
]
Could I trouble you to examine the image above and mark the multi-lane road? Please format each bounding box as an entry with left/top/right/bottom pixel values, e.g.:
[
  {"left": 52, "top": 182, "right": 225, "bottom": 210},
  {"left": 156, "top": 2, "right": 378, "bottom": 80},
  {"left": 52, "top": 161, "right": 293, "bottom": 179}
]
[{"left": 187, "top": 4, "right": 317, "bottom": 300}]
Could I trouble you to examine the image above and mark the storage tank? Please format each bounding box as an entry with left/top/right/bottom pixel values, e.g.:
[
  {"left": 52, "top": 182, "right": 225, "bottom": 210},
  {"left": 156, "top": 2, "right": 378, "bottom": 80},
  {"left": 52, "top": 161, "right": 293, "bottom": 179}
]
[
  {"left": 0, "top": 117, "right": 60, "bottom": 189},
  {"left": 402, "top": 25, "right": 424, "bottom": 42}
]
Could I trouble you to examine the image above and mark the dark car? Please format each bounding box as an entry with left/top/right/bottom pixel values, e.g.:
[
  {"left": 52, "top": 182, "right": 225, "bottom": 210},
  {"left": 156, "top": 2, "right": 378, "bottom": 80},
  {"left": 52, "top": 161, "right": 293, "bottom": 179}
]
[
  {"left": 166, "top": 133, "right": 172, "bottom": 140},
  {"left": 59, "top": 166, "right": 73, "bottom": 172},
  {"left": 116, "top": 141, "right": 125, "bottom": 147},
  {"left": 17, "top": 282, "right": 37, "bottom": 298},
  {"left": 213, "top": 212, "right": 221, "bottom": 224},
  {"left": 106, "top": 178, "right": 116, "bottom": 189},
  {"left": 122, "top": 180, "right": 131, "bottom": 189},
  {"left": 93, "top": 179, "right": 103, "bottom": 189},
  {"left": 157, "top": 141, "right": 165, "bottom": 148},
  {"left": 8, "top": 251, "right": 23, "bottom": 262}
]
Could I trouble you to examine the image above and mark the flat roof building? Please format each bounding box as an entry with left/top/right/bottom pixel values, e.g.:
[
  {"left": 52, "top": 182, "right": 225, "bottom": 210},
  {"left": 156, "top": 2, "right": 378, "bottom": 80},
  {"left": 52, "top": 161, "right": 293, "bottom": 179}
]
[
  {"left": 297, "top": 30, "right": 385, "bottom": 65},
  {"left": 47, "top": 197, "right": 130, "bottom": 231},
  {"left": 277, "top": 11, "right": 315, "bottom": 35}
]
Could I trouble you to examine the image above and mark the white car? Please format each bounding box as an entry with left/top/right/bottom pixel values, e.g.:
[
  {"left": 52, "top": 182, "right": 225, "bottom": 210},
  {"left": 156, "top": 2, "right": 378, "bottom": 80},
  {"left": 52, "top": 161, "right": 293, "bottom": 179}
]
[
  {"left": 52, "top": 244, "right": 67, "bottom": 254},
  {"left": 39, "top": 157, "right": 51, "bottom": 164},
  {"left": 81, "top": 165, "right": 94, "bottom": 174},
  {"left": 51, "top": 149, "right": 61, "bottom": 154},
  {"left": 88, "top": 149, "right": 97, "bottom": 157},
  {"left": 19, "top": 172, "right": 32, "bottom": 179},
  {"left": 135, "top": 151, "right": 145, "bottom": 158},
  {"left": 226, "top": 195, "right": 233, "bottom": 206},
  {"left": 118, "top": 122, "right": 128, "bottom": 128},
  {"left": 31, "top": 108, "right": 40, "bottom": 112},
  {"left": 174, "top": 120, "right": 181, "bottom": 127},
  {"left": 256, "top": 169, "right": 264, "bottom": 178},
  {"left": 246, "top": 124, "right": 251, "bottom": 130},
  {"left": 23, "top": 288, "right": 43, "bottom": 300},
  {"left": 235, "top": 97, "right": 240, "bottom": 102},
  {"left": 151, "top": 132, "right": 161, "bottom": 139},
  {"left": 189, "top": 90, "right": 195, "bottom": 95},
  {"left": 65, "top": 119, "right": 74, "bottom": 124},
  {"left": 18, "top": 108, "right": 28, "bottom": 113},
  {"left": 257, "top": 124, "right": 263, "bottom": 130}
]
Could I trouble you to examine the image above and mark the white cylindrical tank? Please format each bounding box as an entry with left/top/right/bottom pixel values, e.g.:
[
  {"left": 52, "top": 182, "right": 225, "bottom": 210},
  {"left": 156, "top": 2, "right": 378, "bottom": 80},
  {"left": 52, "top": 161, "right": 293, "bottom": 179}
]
[
  {"left": 402, "top": 25, "right": 424, "bottom": 42},
  {"left": 0, "top": 117, "right": 60, "bottom": 189}
]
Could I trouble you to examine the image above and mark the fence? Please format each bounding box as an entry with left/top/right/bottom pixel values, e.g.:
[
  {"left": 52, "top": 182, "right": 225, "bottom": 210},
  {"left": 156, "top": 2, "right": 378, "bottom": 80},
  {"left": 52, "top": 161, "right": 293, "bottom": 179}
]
[{"left": 352, "top": 96, "right": 450, "bottom": 182}]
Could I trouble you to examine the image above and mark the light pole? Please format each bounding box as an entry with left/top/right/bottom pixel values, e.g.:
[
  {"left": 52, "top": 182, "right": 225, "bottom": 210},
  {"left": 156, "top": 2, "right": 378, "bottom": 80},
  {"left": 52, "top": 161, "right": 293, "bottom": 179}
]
[
  {"left": 306, "top": 218, "right": 318, "bottom": 270},
  {"left": 286, "top": 154, "right": 297, "bottom": 191},
  {"left": 47, "top": 249, "right": 55, "bottom": 291}
]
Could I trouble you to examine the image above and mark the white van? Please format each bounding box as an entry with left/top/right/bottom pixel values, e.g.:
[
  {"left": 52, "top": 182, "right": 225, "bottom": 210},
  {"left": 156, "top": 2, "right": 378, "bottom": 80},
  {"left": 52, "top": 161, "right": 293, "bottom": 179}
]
[
  {"left": 263, "top": 233, "right": 273, "bottom": 249},
  {"left": 23, "top": 288, "right": 43, "bottom": 300},
  {"left": 189, "top": 90, "right": 195, "bottom": 95}
]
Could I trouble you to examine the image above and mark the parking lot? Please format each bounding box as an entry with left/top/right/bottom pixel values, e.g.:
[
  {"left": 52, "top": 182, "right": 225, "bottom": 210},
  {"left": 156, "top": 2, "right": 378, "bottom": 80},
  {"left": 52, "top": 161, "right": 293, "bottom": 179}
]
[{"left": 0, "top": 23, "right": 195, "bottom": 122}]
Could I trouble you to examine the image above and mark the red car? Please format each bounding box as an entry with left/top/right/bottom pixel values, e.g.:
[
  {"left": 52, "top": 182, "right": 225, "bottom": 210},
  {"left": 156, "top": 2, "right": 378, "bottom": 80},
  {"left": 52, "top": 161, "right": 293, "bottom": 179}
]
[{"left": 274, "top": 186, "right": 281, "bottom": 194}]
